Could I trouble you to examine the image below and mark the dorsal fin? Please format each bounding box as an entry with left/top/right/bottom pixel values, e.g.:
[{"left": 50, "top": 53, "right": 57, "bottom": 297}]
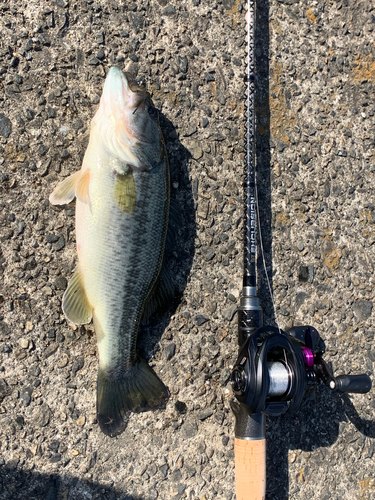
[
  {"left": 142, "top": 198, "right": 182, "bottom": 321},
  {"left": 142, "top": 263, "right": 175, "bottom": 322},
  {"left": 166, "top": 198, "right": 183, "bottom": 251}
]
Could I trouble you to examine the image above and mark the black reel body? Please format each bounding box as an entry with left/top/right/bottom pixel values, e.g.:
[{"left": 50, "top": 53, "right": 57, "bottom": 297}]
[{"left": 231, "top": 325, "right": 372, "bottom": 417}]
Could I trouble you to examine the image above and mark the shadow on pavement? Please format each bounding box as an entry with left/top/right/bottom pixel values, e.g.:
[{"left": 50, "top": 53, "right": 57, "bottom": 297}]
[
  {"left": 137, "top": 112, "right": 196, "bottom": 362},
  {"left": 0, "top": 466, "right": 144, "bottom": 500},
  {"left": 266, "top": 386, "right": 374, "bottom": 499}
]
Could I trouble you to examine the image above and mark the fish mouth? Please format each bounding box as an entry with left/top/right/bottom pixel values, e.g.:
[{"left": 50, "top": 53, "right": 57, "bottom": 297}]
[
  {"left": 99, "top": 67, "right": 148, "bottom": 116},
  {"left": 94, "top": 67, "right": 161, "bottom": 165},
  {"left": 122, "top": 72, "right": 148, "bottom": 110}
]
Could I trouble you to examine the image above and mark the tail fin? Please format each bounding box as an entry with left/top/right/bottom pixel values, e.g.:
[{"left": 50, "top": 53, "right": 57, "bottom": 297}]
[{"left": 97, "top": 358, "right": 169, "bottom": 437}]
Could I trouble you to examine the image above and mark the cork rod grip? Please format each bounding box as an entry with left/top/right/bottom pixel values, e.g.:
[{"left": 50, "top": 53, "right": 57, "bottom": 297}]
[{"left": 235, "top": 437, "right": 266, "bottom": 500}]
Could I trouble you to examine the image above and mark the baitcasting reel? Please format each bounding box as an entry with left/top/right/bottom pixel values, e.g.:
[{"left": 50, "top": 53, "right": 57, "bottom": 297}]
[{"left": 231, "top": 325, "right": 372, "bottom": 416}]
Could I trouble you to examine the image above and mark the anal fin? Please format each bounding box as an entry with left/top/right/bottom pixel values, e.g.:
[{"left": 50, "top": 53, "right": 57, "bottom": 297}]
[{"left": 62, "top": 266, "right": 93, "bottom": 324}]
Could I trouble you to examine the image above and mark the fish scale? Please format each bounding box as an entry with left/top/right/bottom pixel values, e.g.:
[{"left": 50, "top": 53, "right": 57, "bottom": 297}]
[{"left": 79, "top": 160, "right": 169, "bottom": 361}]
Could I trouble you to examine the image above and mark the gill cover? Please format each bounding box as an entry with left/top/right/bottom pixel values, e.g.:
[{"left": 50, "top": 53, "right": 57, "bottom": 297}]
[{"left": 93, "top": 67, "right": 163, "bottom": 171}]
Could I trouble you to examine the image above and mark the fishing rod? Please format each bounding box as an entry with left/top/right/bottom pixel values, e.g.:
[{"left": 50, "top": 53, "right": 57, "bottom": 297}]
[{"left": 231, "top": 2, "right": 372, "bottom": 499}]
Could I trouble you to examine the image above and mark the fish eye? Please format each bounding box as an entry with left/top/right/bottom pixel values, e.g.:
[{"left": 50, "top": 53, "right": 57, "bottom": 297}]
[
  {"left": 136, "top": 76, "right": 146, "bottom": 89},
  {"left": 148, "top": 107, "right": 158, "bottom": 120}
]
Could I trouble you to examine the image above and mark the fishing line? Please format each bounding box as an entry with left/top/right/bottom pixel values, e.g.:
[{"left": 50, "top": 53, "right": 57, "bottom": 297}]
[
  {"left": 255, "top": 184, "right": 281, "bottom": 334},
  {"left": 246, "top": 0, "right": 280, "bottom": 333}
]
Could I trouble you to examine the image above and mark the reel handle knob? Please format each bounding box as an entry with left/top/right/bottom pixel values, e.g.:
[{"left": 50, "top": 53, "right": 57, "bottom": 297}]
[{"left": 334, "top": 374, "right": 372, "bottom": 394}]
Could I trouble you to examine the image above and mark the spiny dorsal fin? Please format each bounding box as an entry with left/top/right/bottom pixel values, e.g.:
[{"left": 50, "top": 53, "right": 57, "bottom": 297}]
[
  {"left": 62, "top": 266, "right": 92, "bottom": 324},
  {"left": 114, "top": 171, "right": 136, "bottom": 213},
  {"left": 49, "top": 171, "right": 81, "bottom": 205},
  {"left": 142, "top": 199, "right": 182, "bottom": 321}
]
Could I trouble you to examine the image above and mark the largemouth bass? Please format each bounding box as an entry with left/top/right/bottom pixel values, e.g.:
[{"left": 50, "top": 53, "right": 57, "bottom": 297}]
[{"left": 49, "top": 67, "right": 170, "bottom": 437}]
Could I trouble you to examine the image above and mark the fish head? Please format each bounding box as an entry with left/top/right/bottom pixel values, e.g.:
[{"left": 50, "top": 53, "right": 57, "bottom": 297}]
[{"left": 93, "top": 67, "right": 164, "bottom": 171}]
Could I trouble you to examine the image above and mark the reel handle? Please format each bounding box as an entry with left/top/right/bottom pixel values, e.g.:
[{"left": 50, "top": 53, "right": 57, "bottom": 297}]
[{"left": 334, "top": 374, "right": 372, "bottom": 394}]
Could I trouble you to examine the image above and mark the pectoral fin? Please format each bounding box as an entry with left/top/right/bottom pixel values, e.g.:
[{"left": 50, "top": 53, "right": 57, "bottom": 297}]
[
  {"left": 49, "top": 171, "right": 81, "bottom": 205},
  {"left": 114, "top": 172, "right": 136, "bottom": 213},
  {"left": 76, "top": 169, "right": 91, "bottom": 204},
  {"left": 62, "top": 266, "right": 93, "bottom": 324}
]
